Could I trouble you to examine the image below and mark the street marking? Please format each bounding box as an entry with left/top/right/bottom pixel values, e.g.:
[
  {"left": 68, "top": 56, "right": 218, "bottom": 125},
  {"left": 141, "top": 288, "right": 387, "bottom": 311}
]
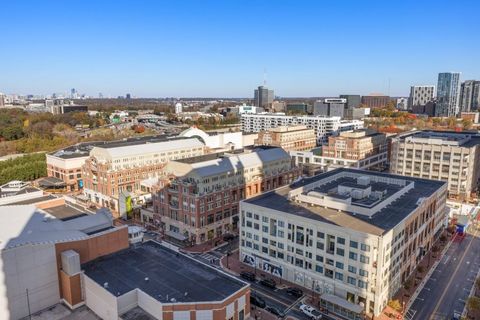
[
  {"left": 429, "top": 228, "right": 478, "bottom": 320},
  {"left": 416, "top": 297, "right": 424, "bottom": 301},
  {"left": 459, "top": 299, "right": 466, "bottom": 303},
  {"left": 429, "top": 278, "right": 437, "bottom": 281},
  {"left": 423, "top": 287, "right": 431, "bottom": 291}
]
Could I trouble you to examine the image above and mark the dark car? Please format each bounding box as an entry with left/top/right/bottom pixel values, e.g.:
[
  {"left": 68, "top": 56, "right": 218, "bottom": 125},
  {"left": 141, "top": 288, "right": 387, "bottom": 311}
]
[
  {"left": 259, "top": 278, "right": 276, "bottom": 289},
  {"left": 250, "top": 293, "right": 266, "bottom": 308},
  {"left": 286, "top": 287, "right": 303, "bottom": 298},
  {"left": 240, "top": 271, "right": 256, "bottom": 282},
  {"left": 265, "top": 306, "right": 285, "bottom": 318}
]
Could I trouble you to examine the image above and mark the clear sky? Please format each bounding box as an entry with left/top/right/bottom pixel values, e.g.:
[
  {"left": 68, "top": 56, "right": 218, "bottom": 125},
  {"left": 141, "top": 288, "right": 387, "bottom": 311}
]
[{"left": 1, "top": 0, "right": 479, "bottom": 98}]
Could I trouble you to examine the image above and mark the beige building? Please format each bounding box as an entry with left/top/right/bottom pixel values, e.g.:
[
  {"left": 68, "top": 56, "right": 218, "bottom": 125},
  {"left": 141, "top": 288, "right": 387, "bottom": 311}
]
[
  {"left": 290, "top": 130, "right": 388, "bottom": 172},
  {"left": 255, "top": 125, "right": 316, "bottom": 151},
  {"left": 390, "top": 130, "right": 480, "bottom": 200},
  {"left": 240, "top": 168, "right": 447, "bottom": 319},
  {"left": 82, "top": 137, "right": 205, "bottom": 216},
  {"left": 152, "top": 147, "right": 300, "bottom": 244}
]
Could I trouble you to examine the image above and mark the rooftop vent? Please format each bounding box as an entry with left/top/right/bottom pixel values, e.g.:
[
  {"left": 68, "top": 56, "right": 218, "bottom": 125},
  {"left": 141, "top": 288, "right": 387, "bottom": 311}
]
[
  {"left": 357, "top": 176, "right": 370, "bottom": 186},
  {"left": 104, "top": 282, "right": 109, "bottom": 288}
]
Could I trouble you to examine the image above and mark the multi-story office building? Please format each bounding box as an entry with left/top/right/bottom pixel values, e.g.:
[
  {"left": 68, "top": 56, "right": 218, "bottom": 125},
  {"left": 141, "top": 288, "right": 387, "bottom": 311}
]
[
  {"left": 255, "top": 125, "right": 316, "bottom": 151},
  {"left": 390, "top": 130, "right": 480, "bottom": 200},
  {"left": 435, "top": 72, "right": 461, "bottom": 117},
  {"left": 82, "top": 137, "right": 205, "bottom": 216},
  {"left": 152, "top": 147, "right": 300, "bottom": 244},
  {"left": 254, "top": 85, "right": 274, "bottom": 110},
  {"left": 290, "top": 130, "right": 388, "bottom": 171},
  {"left": 361, "top": 95, "right": 391, "bottom": 109},
  {"left": 240, "top": 168, "right": 447, "bottom": 318},
  {"left": 313, "top": 98, "right": 347, "bottom": 117},
  {"left": 396, "top": 97, "right": 409, "bottom": 111},
  {"left": 408, "top": 86, "right": 435, "bottom": 110},
  {"left": 340, "top": 95, "right": 361, "bottom": 109},
  {"left": 241, "top": 113, "right": 364, "bottom": 144},
  {"left": 286, "top": 103, "right": 309, "bottom": 114},
  {"left": 460, "top": 80, "right": 480, "bottom": 112}
]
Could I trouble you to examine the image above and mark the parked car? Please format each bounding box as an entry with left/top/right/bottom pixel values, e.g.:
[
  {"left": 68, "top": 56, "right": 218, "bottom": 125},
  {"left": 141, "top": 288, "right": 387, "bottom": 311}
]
[
  {"left": 250, "top": 293, "right": 266, "bottom": 308},
  {"left": 299, "top": 304, "right": 322, "bottom": 320},
  {"left": 240, "top": 271, "right": 256, "bottom": 282},
  {"left": 259, "top": 278, "right": 276, "bottom": 289},
  {"left": 265, "top": 306, "right": 285, "bottom": 318},
  {"left": 286, "top": 287, "right": 303, "bottom": 298}
]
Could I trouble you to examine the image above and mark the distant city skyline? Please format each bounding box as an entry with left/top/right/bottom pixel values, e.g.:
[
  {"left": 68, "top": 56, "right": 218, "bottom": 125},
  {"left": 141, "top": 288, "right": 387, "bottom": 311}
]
[{"left": 1, "top": 0, "right": 479, "bottom": 97}]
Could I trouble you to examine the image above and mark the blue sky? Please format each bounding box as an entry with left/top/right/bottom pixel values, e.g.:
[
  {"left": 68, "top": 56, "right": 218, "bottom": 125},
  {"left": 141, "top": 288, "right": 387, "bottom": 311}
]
[{"left": 1, "top": 0, "right": 479, "bottom": 98}]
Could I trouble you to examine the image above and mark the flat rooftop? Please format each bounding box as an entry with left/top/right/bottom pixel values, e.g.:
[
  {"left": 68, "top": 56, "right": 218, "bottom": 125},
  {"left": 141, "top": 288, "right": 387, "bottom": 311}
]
[
  {"left": 244, "top": 168, "right": 446, "bottom": 235},
  {"left": 83, "top": 241, "right": 247, "bottom": 303},
  {"left": 42, "top": 204, "right": 87, "bottom": 220},
  {"left": 399, "top": 130, "right": 480, "bottom": 148}
]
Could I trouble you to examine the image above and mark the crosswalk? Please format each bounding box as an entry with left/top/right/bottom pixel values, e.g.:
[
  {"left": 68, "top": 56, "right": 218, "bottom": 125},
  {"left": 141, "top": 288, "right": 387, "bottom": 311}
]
[{"left": 198, "top": 252, "right": 220, "bottom": 264}]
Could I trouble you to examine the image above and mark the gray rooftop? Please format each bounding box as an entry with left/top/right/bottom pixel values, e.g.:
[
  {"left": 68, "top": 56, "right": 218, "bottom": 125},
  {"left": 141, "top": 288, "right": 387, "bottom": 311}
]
[
  {"left": 49, "top": 134, "right": 183, "bottom": 159},
  {"left": 244, "top": 168, "right": 446, "bottom": 236},
  {"left": 83, "top": 241, "right": 247, "bottom": 303},
  {"left": 398, "top": 130, "right": 480, "bottom": 148}
]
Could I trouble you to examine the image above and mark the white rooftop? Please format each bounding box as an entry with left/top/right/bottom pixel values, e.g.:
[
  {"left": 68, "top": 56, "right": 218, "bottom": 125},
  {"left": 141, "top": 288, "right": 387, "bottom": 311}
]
[
  {"left": 91, "top": 137, "right": 204, "bottom": 159},
  {"left": 0, "top": 205, "right": 115, "bottom": 250}
]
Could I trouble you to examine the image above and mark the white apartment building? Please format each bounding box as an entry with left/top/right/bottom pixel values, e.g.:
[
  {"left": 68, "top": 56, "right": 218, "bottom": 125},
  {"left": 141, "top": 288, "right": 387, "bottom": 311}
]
[
  {"left": 408, "top": 86, "right": 435, "bottom": 108},
  {"left": 241, "top": 113, "right": 363, "bottom": 144},
  {"left": 390, "top": 130, "right": 480, "bottom": 201},
  {"left": 240, "top": 168, "right": 447, "bottom": 319}
]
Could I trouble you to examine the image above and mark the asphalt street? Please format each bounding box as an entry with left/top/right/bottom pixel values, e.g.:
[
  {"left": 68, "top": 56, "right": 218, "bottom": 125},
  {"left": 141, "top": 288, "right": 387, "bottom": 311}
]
[{"left": 408, "top": 229, "right": 480, "bottom": 320}]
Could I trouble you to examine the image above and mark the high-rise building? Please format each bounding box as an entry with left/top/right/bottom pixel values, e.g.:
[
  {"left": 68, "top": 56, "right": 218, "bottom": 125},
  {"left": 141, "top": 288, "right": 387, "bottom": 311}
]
[
  {"left": 340, "top": 94, "right": 361, "bottom": 109},
  {"left": 396, "top": 97, "right": 409, "bottom": 110},
  {"left": 313, "top": 98, "right": 346, "bottom": 117},
  {"left": 175, "top": 102, "right": 183, "bottom": 114},
  {"left": 408, "top": 85, "right": 435, "bottom": 110},
  {"left": 70, "top": 88, "right": 77, "bottom": 99},
  {"left": 239, "top": 168, "right": 447, "bottom": 317},
  {"left": 390, "top": 130, "right": 480, "bottom": 200},
  {"left": 241, "top": 113, "right": 364, "bottom": 144},
  {"left": 126, "top": 93, "right": 131, "bottom": 100},
  {"left": 460, "top": 80, "right": 480, "bottom": 112},
  {"left": 435, "top": 72, "right": 461, "bottom": 117},
  {"left": 0, "top": 93, "right": 4, "bottom": 107},
  {"left": 254, "top": 85, "right": 274, "bottom": 110}
]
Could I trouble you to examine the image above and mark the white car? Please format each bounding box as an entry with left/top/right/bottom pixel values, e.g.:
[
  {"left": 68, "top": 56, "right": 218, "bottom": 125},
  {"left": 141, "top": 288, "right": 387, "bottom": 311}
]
[{"left": 299, "top": 304, "right": 322, "bottom": 319}]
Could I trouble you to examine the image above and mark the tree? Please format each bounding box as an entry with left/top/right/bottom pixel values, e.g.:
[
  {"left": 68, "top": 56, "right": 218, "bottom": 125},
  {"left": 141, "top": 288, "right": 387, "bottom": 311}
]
[
  {"left": 387, "top": 299, "right": 402, "bottom": 312},
  {"left": 467, "top": 296, "right": 480, "bottom": 318}
]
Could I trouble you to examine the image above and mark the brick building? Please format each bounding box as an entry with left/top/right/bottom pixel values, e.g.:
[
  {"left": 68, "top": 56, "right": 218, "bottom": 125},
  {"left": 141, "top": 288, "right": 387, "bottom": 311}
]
[
  {"left": 82, "top": 137, "right": 205, "bottom": 216},
  {"left": 152, "top": 147, "right": 300, "bottom": 244}
]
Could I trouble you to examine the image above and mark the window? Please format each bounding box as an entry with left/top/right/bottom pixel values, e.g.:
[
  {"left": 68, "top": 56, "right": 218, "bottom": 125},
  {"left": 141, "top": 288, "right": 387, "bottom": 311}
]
[
  {"left": 358, "top": 280, "right": 366, "bottom": 289},
  {"left": 336, "top": 261, "right": 344, "bottom": 269},
  {"left": 337, "top": 237, "right": 345, "bottom": 245},
  {"left": 262, "top": 226, "right": 268, "bottom": 233},
  {"left": 360, "top": 255, "right": 370, "bottom": 264},
  {"left": 316, "top": 255, "right": 324, "bottom": 262},
  {"left": 278, "top": 230, "right": 284, "bottom": 238},
  {"left": 262, "top": 216, "right": 269, "bottom": 223},
  {"left": 254, "top": 223, "right": 259, "bottom": 230},
  {"left": 347, "top": 276, "right": 356, "bottom": 285},
  {"left": 349, "top": 252, "right": 358, "bottom": 261},
  {"left": 336, "top": 248, "right": 345, "bottom": 256},
  {"left": 348, "top": 265, "right": 357, "bottom": 274},
  {"left": 262, "top": 237, "right": 268, "bottom": 244},
  {"left": 315, "top": 265, "right": 323, "bottom": 273},
  {"left": 246, "top": 212, "right": 252, "bottom": 218},
  {"left": 262, "top": 247, "right": 268, "bottom": 253},
  {"left": 350, "top": 240, "right": 358, "bottom": 249},
  {"left": 359, "top": 269, "right": 368, "bottom": 277},
  {"left": 254, "top": 214, "right": 259, "bottom": 220},
  {"left": 361, "top": 243, "right": 370, "bottom": 252},
  {"left": 317, "top": 242, "right": 324, "bottom": 250},
  {"left": 326, "top": 258, "right": 334, "bottom": 266},
  {"left": 317, "top": 232, "right": 325, "bottom": 239},
  {"left": 335, "top": 272, "right": 344, "bottom": 281},
  {"left": 325, "top": 268, "right": 334, "bottom": 278}
]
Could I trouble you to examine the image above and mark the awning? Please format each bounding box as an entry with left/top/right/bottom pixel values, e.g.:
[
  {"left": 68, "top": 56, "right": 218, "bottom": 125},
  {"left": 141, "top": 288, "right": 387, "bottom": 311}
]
[
  {"left": 321, "top": 294, "right": 364, "bottom": 314},
  {"left": 165, "top": 230, "right": 187, "bottom": 241},
  {"left": 38, "top": 177, "right": 67, "bottom": 188}
]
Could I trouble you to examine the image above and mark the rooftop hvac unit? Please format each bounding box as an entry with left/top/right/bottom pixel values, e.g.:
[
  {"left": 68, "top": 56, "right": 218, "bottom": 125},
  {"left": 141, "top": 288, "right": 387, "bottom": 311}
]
[
  {"left": 357, "top": 176, "right": 370, "bottom": 186},
  {"left": 61, "top": 250, "right": 80, "bottom": 276}
]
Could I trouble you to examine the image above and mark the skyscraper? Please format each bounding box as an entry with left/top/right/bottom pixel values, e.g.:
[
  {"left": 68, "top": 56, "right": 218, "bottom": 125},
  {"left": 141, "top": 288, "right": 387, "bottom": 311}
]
[
  {"left": 408, "top": 85, "right": 435, "bottom": 109},
  {"left": 460, "top": 80, "right": 480, "bottom": 112},
  {"left": 126, "top": 93, "right": 131, "bottom": 100},
  {"left": 70, "top": 88, "right": 77, "bottom": 99},
  {"left": 435, "top": 72, "right": 461, "bottom": 117},
  {"left": 254, "top": 85, "right": 274, "bottom": 110},
  {"left": 0, "top": 93, "right": 4, "bottom": 107}
]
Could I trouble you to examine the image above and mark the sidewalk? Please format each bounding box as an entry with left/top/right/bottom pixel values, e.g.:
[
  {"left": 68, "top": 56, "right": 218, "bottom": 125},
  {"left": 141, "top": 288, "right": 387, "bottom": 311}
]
[{"left": 182, "top": 236, "right": 228, "bottom": 253}]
